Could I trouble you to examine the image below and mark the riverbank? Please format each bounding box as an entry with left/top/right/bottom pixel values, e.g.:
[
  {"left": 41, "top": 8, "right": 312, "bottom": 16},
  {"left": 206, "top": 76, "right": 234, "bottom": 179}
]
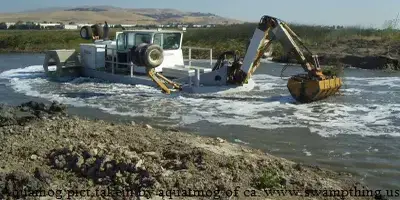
[
  {"left": 271, "top": 38, "right": 400, "bottom": 71},
  {"left": 0, "top": 101, "right": 385, "bottom": 199}
]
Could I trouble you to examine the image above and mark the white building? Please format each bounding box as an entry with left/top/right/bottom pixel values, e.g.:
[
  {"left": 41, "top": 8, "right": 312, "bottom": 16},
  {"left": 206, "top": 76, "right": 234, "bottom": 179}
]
[
  {"left": 39, "top": 23, "right": 62, "bottom": 29},
  {"left": 63, "top": 24, "right": 78, "bottom": 30},
  {"left": 121, "top": 24, "right": 137, "bottom": 28},
  {"left": 5, "top": 22, "right": 15, "bottom": 28}
]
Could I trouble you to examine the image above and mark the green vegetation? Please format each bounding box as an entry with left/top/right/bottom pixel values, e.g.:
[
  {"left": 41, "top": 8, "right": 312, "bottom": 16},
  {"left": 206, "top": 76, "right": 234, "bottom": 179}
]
[
  {"left": 0, "top": 22, "right": 399, "bottom": 60},
  {"left": 0, "top": 30, "right": 89, "bottom": 53},
  {"left": 253, "top": 168, "right": 284, "bottom": 189},
  {"left": 322, "top": 66, "right": 344, "bottom": 77}
]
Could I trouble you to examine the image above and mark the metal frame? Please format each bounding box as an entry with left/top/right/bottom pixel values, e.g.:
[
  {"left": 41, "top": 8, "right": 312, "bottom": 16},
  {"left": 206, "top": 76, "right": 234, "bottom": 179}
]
[
  {"left": 182, "top": 46, "right": 213, "bottom": 68},
  {"left": 88, "top": 45, "right": 213, "bottom": 78}
]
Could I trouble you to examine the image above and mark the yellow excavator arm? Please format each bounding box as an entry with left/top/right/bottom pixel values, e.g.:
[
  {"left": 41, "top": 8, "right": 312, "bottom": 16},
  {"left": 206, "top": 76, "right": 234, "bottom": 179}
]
[{"left": 232, "top": 15, "right": 342, "bottom": 103}]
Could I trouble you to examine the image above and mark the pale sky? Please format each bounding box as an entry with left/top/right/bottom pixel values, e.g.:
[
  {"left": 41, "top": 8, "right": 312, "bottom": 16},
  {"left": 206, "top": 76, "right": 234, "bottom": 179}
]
[{"left": 0, "top": 0, "right": 399, "bottom": 28}]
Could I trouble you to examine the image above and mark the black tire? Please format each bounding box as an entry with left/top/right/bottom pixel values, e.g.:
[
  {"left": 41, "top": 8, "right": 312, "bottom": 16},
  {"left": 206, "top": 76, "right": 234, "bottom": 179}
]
[
  {"left": 136, "top": 43, "right": 149, "bottom": 66},
  {"left": 143, "top": 44, "right": 164, "bottom": 68},
  {"left": 91, "top": 24, "right": 103, "bottom": 39},
  {"left": 80, "top": 26, "right": 92, "bottom": 40}
]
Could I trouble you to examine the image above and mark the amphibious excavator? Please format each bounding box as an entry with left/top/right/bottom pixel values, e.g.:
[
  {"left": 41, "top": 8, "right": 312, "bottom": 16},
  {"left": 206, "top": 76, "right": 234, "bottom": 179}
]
[
  {"left": 144, "top": 15, "right": 342, "bottom": 102},
  {"left": 220, "top": 15, "right": 343, "bottom": 103},
  {"left": 77, "top": 15, "right": 342, "bottom": 103}
]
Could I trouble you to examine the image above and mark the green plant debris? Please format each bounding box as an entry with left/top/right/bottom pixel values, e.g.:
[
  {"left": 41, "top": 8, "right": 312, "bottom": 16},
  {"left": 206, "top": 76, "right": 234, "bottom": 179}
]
[{"left": 253, "top": 168, "right": 284, "bottom": 189}]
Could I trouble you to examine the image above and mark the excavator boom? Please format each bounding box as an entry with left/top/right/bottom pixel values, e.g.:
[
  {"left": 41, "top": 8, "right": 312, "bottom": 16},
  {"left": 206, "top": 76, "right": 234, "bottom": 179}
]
[{"left": 234, "top": 15, "right": 342, "bottom": 103}]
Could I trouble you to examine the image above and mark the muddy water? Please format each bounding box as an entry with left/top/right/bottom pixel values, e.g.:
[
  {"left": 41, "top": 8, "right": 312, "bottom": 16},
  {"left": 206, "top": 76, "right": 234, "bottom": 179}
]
[{"left": 1, "top": 53, "right": 400, "bottom": 190}]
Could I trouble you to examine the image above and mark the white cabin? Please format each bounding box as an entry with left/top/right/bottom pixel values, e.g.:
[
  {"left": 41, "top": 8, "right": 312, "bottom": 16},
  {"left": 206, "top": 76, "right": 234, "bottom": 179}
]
[{"left": 92, "top": 29, "right": 189, "bottom": 75}]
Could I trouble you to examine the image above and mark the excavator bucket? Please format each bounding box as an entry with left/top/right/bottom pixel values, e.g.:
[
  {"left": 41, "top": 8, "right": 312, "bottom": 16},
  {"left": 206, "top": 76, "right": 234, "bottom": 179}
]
[{"left": 287, "top": 75, "right": 342, "bottom": 103}]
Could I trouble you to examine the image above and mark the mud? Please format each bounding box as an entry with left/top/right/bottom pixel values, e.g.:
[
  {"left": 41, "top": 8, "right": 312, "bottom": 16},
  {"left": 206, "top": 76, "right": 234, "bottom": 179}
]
[{"left": 0, "top": 101, "right": 387, "bottom": 199}]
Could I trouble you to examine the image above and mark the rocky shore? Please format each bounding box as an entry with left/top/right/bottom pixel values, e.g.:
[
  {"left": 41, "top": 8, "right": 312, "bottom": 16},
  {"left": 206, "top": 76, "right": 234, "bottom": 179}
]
[{"left": 0, "top": 102, "right": 386, "bottom": 199}]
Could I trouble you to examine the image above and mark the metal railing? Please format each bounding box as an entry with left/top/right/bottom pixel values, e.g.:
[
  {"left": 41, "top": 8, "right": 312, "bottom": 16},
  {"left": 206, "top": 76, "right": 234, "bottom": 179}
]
[
  {"left": 92, "top": 46, "right": 134, "bottom": 76},
  {"left": 182, "top": 46, "right": 213, "bottom": 68},
  {"left": 85, "top": 45, "right": 214, "bottom": 77}
]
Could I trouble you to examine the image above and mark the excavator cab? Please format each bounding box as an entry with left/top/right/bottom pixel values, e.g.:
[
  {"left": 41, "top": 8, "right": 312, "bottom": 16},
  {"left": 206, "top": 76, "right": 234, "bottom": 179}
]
[{"left": 230, "top": 15, "right": 343, "bottom": 103}]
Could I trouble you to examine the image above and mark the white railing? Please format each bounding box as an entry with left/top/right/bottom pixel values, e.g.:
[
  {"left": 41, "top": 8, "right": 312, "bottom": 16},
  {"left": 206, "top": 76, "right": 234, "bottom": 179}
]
[
  {"left": 182, "top": 46, "right": 213, "bottom": 68},
  {"left": 89, "top": 45, "right": 214, "bottom": 77}
]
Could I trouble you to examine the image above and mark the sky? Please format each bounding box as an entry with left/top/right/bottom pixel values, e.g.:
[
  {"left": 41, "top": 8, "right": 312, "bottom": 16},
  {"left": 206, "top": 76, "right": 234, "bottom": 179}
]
[{"left": 0, "top": 0, "right": 399, "bottom": 28}]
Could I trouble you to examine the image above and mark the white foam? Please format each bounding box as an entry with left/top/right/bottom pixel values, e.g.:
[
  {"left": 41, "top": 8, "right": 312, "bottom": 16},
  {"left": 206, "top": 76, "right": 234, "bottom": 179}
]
[
  {"left": 345, "top": 76, "right": 400, "bottom": 88},
  {"left": 302, "top": 149, "right": 312, "bottom": 156},
  {"left": 1, "top": 65, "right": 399, "bottom": 138},
  {"left": 342, "top": 152, "right": 351, "bottom": 156}
]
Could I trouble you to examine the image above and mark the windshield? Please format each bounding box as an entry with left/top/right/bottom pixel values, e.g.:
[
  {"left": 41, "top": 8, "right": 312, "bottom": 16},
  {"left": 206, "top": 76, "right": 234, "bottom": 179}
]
[
  {"left": 153, "top": 33, "right": 181, "bottom": 50},
  {"left": 134, "top": 33, "right": 152, "bottom": 46},
  {"left": 117, "top": 32, "right": 181, "bottom": 50}
]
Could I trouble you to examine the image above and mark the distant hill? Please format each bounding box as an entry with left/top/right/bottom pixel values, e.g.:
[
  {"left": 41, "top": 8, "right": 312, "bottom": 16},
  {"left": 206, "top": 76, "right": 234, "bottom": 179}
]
[{"left": 0, "top": 6, "right": 242, "bottom": 25}]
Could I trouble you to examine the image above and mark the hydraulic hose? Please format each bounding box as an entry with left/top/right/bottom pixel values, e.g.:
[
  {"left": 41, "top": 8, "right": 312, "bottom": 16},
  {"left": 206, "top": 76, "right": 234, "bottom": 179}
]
[{"left": 212, "top": 51, "right": 240, "bottom": 71}]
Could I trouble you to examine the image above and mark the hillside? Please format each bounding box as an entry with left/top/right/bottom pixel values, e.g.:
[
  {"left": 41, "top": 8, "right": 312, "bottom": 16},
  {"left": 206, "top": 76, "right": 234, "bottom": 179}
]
[{"left": 0, "top": 6, "right": 242, "bottom": 25}]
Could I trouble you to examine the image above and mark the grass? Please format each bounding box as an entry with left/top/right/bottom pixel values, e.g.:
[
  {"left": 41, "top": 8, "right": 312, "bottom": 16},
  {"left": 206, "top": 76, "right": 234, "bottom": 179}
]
[{"left": 0, "top": 24, "right": 399, "bottom": 60}]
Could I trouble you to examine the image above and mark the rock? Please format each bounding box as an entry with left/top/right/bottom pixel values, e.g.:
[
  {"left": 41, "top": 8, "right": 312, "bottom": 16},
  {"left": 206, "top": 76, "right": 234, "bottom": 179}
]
[
  {"left": 135, "top": 159, "right": 144, "bottom": 170},
  {"left": 49, "top": 101, "right": 67, "bottom": 113},
  {"left": 143, "top": 124, "right": 153, "bottom": 129},
  {"left": 143, "top": 152, "right": 159, "bottom": 159},
  {"left": 216, "top": 137, "right": 225, "bottom": 143},
  {"left": 34, "top": 168, "right": 52, "bottom": 184},
  {"left": 124, "top": 150, "right": 139, "bottom": 160},
  {"left": 162, "top": 170, "right": 173, "bottom": 177},
  {"left": 293, "top": 163, "right": 302, "bottom": 171},
  {"left": 30, "top": 154, "right": 38, "bottom": 161},
  {"left": 167, "top": 127, "right": 179, "bottom": 132},
  {"left": 0, "top": 171, "right": 46, "bottom": 199},
  {"left": 130, "top": 121, "right": 136, "bottom": 126},
  {"left": 90, "top": 148, "right": 98, "bottom": 156}
]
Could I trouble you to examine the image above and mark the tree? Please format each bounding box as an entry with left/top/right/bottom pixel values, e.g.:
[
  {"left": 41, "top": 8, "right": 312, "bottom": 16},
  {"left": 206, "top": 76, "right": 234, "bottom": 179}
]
[{"left": 0, "top": 22, "right": 7, "bottom": 29}]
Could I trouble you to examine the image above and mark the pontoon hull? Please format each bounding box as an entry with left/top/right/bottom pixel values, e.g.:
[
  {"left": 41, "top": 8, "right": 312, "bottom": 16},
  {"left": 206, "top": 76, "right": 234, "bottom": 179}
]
[{"left": 80, "top": 67, "right": 255, "bottom": 94}]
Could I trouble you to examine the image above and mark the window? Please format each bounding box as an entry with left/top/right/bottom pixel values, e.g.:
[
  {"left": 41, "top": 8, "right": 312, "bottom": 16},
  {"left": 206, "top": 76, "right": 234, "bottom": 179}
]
[
  {"left": 153, "top": 33, "right": 181, "bottom": 50},
  {"left": 134, "top": 33, "right": 152, "bottom": 46},
  {"left": 116, "top": 33, "right": 126, "bottom": 51},
  {"left": 153, "top": 33, "right": 162, "bottom": 46},
  {"left": 127, "top": 32, "right": 135, "bottom": 48},
  {"left": 162, "top": 33, "right": 181, "bottom": 50}
]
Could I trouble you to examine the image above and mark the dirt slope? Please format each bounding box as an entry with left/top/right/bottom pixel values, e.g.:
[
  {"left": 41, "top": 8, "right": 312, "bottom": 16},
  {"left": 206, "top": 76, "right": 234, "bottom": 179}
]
[{"left": 0, "top": 101, "right": 384, "bottom": 200}]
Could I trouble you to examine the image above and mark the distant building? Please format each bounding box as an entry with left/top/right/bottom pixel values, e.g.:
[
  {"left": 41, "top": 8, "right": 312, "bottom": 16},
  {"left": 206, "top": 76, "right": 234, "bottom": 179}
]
[
  {"left": 39, "top": 23, "right": 62, "bottom": 29},
  {"left": 121, "top": 24, "right": 137, "bottom": 28},
  {"left": 63, "top": 24, "right": 78, "bottom": 30},
  {"left": 5, "top": 22, "right": 15, "bottom": 28}
]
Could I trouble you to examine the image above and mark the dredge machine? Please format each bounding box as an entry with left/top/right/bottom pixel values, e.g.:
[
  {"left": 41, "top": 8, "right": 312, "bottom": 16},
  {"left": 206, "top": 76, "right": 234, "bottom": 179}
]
[
  {"left": 218, "top": 15, "right": 343, "bottom": 103},
  {"left": 44, "top": 15, "right": 342, "bottom": 103}
]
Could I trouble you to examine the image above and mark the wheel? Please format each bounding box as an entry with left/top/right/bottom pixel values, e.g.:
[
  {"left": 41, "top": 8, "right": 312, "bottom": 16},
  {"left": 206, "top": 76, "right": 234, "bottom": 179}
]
[
  {"left": 91, "top": 24, "right": 103, "bottom": 39},
  {"left": 135, "top": 43, "right": 149, "bottom": 66},
  {"left": 143, "top": 44, "right": 164, "bottom": 68},
  {"left": 80, "top": 26, "right": 92, "bottom": 40}
]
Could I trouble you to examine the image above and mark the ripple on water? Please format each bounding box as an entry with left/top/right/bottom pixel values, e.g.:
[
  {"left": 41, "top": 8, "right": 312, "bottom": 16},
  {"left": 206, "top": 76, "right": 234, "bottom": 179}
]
[{"left": 0, "top": 65, "right": 399, "bottom": 138}]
